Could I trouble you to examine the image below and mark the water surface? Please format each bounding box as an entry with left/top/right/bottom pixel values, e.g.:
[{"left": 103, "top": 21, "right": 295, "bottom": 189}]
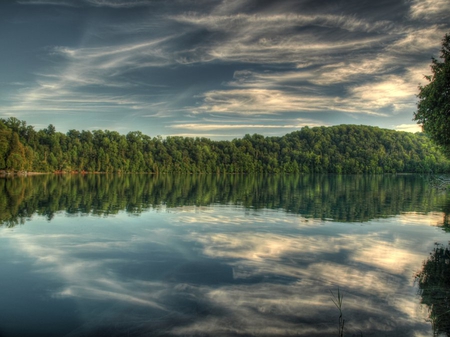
[{"left": 0, "top": 174, "right": 449, "bottom": 336}]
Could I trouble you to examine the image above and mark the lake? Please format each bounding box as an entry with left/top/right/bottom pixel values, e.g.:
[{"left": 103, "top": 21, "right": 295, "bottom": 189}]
[{"left": 0, "top": 174, "right": 449, "bottom": 336}]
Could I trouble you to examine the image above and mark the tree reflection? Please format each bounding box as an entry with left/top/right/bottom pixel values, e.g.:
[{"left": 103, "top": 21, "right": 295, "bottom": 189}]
[
  {"left": 0, "top": 174, "right": 448, "bottom": 227},
  {"left": 416, "top": 243, "right": 450, "bottom": 336},
  {"left": 441, "top": 198, "right": 450, "bottom": 232}
]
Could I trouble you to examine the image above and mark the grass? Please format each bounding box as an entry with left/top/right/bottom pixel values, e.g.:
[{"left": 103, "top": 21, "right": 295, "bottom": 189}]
[{"left": 330, "top": 288, "right": 345, "bottom": 337}]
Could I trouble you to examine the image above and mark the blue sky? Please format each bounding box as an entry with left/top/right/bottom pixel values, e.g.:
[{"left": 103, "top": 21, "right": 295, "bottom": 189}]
[{"left": 1, "top": 0, "right": 449, "bottom": 139}]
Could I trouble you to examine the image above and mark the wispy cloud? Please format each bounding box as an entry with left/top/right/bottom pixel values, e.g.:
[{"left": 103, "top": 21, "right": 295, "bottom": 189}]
[
  {"left": 49, "top": 35, "right": 176, "bottom": 79},
  {"left": 3, "top": 32, "right": 179, "bottom": 120},
  {"left": 171, "top": 12, "right": 397, "bottom": 35},
  {"left": 169, "top": 121, "right": 324, "bottom": 131},
  {"left": 18, "top": 0, "right": 159, "bottom": 7},
  {"left": 343, "top": 64, "right": 430, "bottom": 113},
  {"left": 52, "top": 35, "right": 173, "bottom": 63},
  {"left": 17, "top": 0, "right": 78, "bottom": 6},
  {"left": 195, "top": 83, "right": 389, "bottom": 117},
  {"left": 189, "top": 22, "right": 442, "bottom": 120},
  {"left": 7, "top": 0, "right": 450, "bottom": 136},
  {"left": 409, "top": 0, "right": 450, "bottom": 21},
  {"left": 84, "top": 0, "right": 158, "bottom": 7},
  {"left": 387, "top": 26, "right": 445, "bottom": 54},
  {"left": 196, "top": 89, "right": 336, "bottom": 114},
  {"left": 171, "top": 12, "right": 393, "bottom": 65}
]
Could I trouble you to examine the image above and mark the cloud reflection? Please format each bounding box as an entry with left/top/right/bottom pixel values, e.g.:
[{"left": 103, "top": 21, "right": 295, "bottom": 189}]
[{"left": 0, "top": 208, "right": 440, "bottom": 336}]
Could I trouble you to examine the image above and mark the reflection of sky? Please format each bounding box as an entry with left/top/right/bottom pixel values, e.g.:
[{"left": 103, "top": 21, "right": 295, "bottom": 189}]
[{"left": 0, "top": 207, "right": 448, "bottom": 336}]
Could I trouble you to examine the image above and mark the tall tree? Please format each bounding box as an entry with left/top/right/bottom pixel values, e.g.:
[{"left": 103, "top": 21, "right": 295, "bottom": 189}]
[
  {"left": 414, "top": 33, "right": 450, "bottom": 157},
  {"left": 6, "top": 132, "right": 26, "bottom": 171}
]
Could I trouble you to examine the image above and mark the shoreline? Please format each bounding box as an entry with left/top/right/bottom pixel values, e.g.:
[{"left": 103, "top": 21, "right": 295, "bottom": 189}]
[{"left": 0, "top": 171, "right": 49, "bottom": 177}]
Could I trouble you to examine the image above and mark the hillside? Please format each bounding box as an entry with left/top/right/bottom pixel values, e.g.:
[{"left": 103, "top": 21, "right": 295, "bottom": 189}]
[{"left": 1, "top": 118, "right": 449, "bottom": 174}]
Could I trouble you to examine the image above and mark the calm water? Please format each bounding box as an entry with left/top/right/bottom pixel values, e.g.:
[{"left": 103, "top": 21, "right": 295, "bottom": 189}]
[{"left": 0, "top": 174, "right": 449, "bottom": 337}]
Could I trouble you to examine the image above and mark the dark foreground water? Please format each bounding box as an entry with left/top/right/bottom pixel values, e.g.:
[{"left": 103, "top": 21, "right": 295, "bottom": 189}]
[{"left": 0, "top": 174, "right": 449, "bottom": 337}]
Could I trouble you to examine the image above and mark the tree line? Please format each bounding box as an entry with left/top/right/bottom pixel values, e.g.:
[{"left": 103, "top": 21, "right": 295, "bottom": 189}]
[
  {"left": 1, "top": 174, "right": 447, "bottom": 227},
  {"left": 1, "top": 117, "right": 449, "bottom": 174}
]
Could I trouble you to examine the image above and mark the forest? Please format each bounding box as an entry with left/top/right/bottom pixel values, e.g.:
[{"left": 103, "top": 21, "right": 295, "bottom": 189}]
[
  {"left": 1, "top": 174, "right": 448, "bottom": 227},
  {"left": 1, "top": 117, "right": 449, "bottom": 174}
]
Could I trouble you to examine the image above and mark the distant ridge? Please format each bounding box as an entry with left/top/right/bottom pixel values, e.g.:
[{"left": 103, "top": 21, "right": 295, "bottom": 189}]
[{"left": 1, "top": 118, "right": 449, "bottom": 174}]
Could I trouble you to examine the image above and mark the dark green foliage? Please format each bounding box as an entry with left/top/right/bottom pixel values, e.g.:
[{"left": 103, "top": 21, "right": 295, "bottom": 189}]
[
  {"left": 0, "top": 174, "right": 447, "bottom": 227},
  {"left": 0, "top": 119, "right": 30, "bottom": 171},
  {"left": 0, "top": 118, "right": 449, "bottom": 174},
  {"left": 416, "top": 243, "right": 450, "bottom": 336},
  {"left": 414, "top": 33, "right": 450, "bottom": 157}
]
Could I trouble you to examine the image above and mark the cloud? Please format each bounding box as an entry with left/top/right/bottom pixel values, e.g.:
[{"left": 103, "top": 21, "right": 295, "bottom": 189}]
[
  {"left": 347, "top": 76, "right": 415, "bottom": 110},
  {"left": 172, "top": 12, "right": 396, "bottom": 34},
  {"left": 7, "top": 0, "right": 450, "bottom": 137},
  {"left": 2, "top": 87, "right": 154, "bottom": 113},
  {"left": 395, "top": 124, "right": 422, "bottom": 133},
  {"left": 171, "top": 13, "right": 393, "bottom": 65},
  {"left": 409, "top": 0, "right": 450, "bottom": 21},
  {"left": 388, "top": 26, "right": 445, "bottom": 54},
  {"left": 229, "top": 56, "right": 395, "bottom": 88},
  {"left": 169, "top": 119, "right": 324, "bottom": 131},
  {"left": 195, "top": 82, "right": 390, "bottom": 117},
  {"left": 168, "top": 7, "right": 448, "bottom": 122},
  {"left": 194, "top": 53, "right": 434, "bottom": 118},
  {"left": 188, "top": 26, "right": 439, "bottom": 118},
  {"left": 342, "top": 63, "right": 431, "bottom": 114},
  {"left": 17, "top": 0, "right": 78, "bottom": 6},
  {"left": 171, "top": 124, "right": 295, "bottom": 130},
  {"left": 17, "top": 0, "right": 160, "bottom": 7},
  {"left": 161, "top": 133, "right": 232, "bottom": 139},
  {"left": 3, "top": 32, "right": 179, "bottom": 120},
  {"left": 309, "top": 56, "right": 397, "bottom": 86},
  {"left": 50, "top": 35, "right": 175, "bottom": 74},
  {"left": 84, "top": 0, "right": 158, "bottom": 7}
]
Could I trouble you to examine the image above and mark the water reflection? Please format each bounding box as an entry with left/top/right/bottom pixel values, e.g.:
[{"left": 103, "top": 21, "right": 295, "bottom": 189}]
[
  {"left": 0, "top": 175, "right": 449, "bottom": 336},
  {"left": 0, "top": 174, "right": 447, "bottom": 226},
  {"left": 416, "top": 243, "right": 450, "bottom": 336},
  {"left": 0, "top": 210, "right": 444, "bottom": 336},
  {"left": 441, "top": 200, "right": 450, "bottom": 232}
]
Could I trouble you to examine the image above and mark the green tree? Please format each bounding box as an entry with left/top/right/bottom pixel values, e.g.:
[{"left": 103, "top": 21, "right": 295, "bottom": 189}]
[
  {"left": 0, "top": 128, "right": 11, "bottom": 169},
  {"left": 6, "top": 133, "right": 26, "bottom": 171},
  {"left": 414, "top": 33, "right": 450, "bottom": 157}
]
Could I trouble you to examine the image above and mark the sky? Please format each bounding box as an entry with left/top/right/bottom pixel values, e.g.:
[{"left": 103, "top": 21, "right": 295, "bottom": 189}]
[{"left": 0, "top": 0, "right": 449, "bottom": 140}]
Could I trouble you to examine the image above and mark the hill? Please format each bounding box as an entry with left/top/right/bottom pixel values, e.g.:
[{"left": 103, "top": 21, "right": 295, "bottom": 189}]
[{"left": 1, "top": 118, "right": 449, "bottom": 174}]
